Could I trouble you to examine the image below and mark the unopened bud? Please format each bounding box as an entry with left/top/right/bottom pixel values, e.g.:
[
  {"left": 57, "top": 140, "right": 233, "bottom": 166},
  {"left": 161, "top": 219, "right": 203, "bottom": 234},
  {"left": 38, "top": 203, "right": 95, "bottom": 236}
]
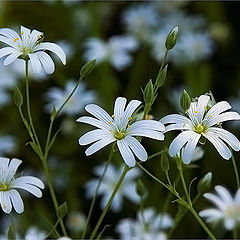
[
  {"left": 136, "top": 179, "right": 147, "bottom": 197},
  {"left": 165, "top": 26, "right": 178, "bottom": 50},
  {"left": 143, "top": 79, "right": 154, "bottom": 104},
  {"left": 197, "top": 172, "right": 212, "bottom": 194},
  {"left": 180, "top": 90, "right": 191, "bottom": 112}
]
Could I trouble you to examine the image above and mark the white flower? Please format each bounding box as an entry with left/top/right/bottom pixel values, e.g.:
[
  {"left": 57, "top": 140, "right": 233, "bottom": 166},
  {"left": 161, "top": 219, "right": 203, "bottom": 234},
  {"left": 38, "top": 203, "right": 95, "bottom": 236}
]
[
  {"left": 160, "top": 94, "right": 240, "bottom": 164},
  {"left": 24, "top": 226, "right": 46, "bottom": 240},
  {"left": 116, "top": 208, "right": 173, "bottom": 240},
  {"left": 0, "top": 135, "right": 16, "bottom": 155},
  {"left": 45, "top": 80, "right": 96, "bottom": 116},
  {"left": 0, "top": 26, "right": 66, "bottom": 74},
  {"left": 77, "top": 97, "right": 165, "bottom": 167},
  {"left": 122, "top": 4, "right": 159, "bottom": 42},
  {"left": 0, "top": 157, "right": 44, "bottom": 214},
  {"left": 66, "top": 211, "right": 86, "bottom": 232},
  {"left": 199, "top": 186, "right": 240, "bottom": 230},
  {"left": 85, "top": 163, "right": 140, "bottom": 212},
  {"left": 84, "top": 36, "right": 138, "bottom": 71}
]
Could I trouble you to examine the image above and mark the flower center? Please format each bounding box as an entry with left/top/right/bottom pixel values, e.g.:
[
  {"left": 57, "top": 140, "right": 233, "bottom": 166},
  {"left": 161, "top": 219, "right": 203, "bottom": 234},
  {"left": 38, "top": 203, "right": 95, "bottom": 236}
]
[
  {"left": 0, "top": 183, "right": 9, "bottom": 191},
  {"left": 114, "top": 131, "right": 126, "bottom": 140},
  {"left": 225, "top": 204, "right": 240, "bottom": 220},
  {"left": 194, "top": 124, "right": 206, "bottom": 134}
]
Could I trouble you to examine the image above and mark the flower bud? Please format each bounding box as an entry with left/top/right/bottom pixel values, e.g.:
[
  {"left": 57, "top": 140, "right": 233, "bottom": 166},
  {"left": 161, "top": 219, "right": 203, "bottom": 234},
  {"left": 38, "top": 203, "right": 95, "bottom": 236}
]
[
  {"left": 143, "top": 79, "right": 154, "bottom": 104},
  {"left": 136, "top": 179, "right": 147, "bottom": 197},
  {"left": 161, "top": 151, "right": 169, "bottom": 172},
  {"left": 197, "top": 172, "right": 212, "bottom": 194},
  {"left": 14, "top": 86, "right": 23, "bottom": 107},
  {"left": 58, "top": 202, "right": 68, "bottom": 218},
  {"left": 80, "top": 59, "right": 96, "bottom": 78},
  {"left": 180, "top": 90, "right": 191, "bottom": 112},
  {"left": 155, "top": 65, "right": 168, "bottom": 88},
  {"left": 165, "top": 26, "right": 178, "bottom": 50}
]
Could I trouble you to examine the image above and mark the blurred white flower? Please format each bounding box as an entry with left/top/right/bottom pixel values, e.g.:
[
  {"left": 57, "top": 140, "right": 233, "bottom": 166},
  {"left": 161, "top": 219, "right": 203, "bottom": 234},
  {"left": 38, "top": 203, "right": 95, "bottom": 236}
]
[
  {"left": 0, "top": 157, "right": 44, "bottom": 214},
  {"left": 0, "top": 135, "right": 16, "bottom": 155},
  {"left": 229, "top": 91, "right": 240, "bottom": 128},
  {"left": 78, "top": 97, "right": 165, "bottom": 167},
  {"left": 122, "top": 4, "right": 158, "bottom": 43},
  {"left": 199, "top": 186, "right": 240, "bottom": 230},
  {"left": 85, "top": 163, "right": 140, "bottom": 212},
  {"left": 116, "top": 208, "right": 173, "bottom": 240},
  {"left": 161, "top": 95, "right": 240, "bottom": 164},
  {"left": 66, "top": 211, "right": 86, "bottom": 233},
  {"left": 24, "top": 226, "right": 46, "bottom": 240},
  {"left": 84, "top": 35, "right": 138, "bottom": 71},
  {"left": 0, "top": 26, "right": 66, "bottom": 74},
  {"left": 56, "top": 40, "right": 74, "bottom": 60},
  {"left": 45, "top": 80, "right": 96, "bottom": 116}
]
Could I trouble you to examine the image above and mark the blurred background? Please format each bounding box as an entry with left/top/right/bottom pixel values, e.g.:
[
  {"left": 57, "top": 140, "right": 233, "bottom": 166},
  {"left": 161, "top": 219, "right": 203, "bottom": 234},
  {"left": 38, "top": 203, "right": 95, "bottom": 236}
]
[{"left": 0, "top": 1, "right": 240, "bottom": 239}]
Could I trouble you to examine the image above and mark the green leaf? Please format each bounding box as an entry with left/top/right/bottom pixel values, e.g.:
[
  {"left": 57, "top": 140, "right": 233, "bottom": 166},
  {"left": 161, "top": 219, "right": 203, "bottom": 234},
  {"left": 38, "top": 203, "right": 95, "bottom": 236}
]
[
  {"left": 155, "top": 65, "right": 168, "bottom": 88},
  {"left": 50, "top": 106, "right": 57, "bottom": 121},
  {"left": 165, "top": 26, "right": 178, "bottom": 50},
  {"left": 176, "top": 199, "right": 189, "bottom": 209},
  {"left": 80, "top": 59, "right": 96, "bottom": 78},
  {"left": 14, "top": 86, "right": 23, "bottom": 107},
  {"left": 180, "top": 90, "right": 191, "bottom": 112},
  {"left": 47, "top": 128, "right": 62, "bottom": 151},
  {"left": 28, "top": 142, "right": 43, "bottom": 159},
  {"left": 57, "top": 202, "right": 68, "bottom": 218}
]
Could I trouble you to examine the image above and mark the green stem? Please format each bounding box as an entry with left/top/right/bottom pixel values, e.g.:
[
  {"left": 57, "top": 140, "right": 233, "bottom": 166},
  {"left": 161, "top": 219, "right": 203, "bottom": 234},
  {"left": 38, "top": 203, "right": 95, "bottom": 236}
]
[
  {"left": 148, "top": 149, "right": 168, "bottom": 160},
  {"left": 81, "top": 147, "right": 114, "bottom": 239},
  {"left": 234, "top": 228, "right": 238, "bottom": 239},
  {"left": 231, "top": 151, "right": 240, "bottom": 189},
  {"left": 138, "top": 163, "right": 216, "bottom": 239},
  {"left": 45, "top": 218, "right": 60, "bottom": 239},
  {"left": 25, "top": 61, "right": 42, "bottom": 150},
  {"left": 89, "top": 165, "right": 130, "bottom": 240},
  {"left": 189, "top": 206, "right": 216, "bottom": 240}
]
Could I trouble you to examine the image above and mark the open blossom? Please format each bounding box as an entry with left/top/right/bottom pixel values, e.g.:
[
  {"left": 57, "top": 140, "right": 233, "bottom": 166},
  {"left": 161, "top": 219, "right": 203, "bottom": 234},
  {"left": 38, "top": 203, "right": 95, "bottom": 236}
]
[
  {"left": 85, "top": 163, "right": 140, "bottom": 212},
  {"left": 77, "top": 97, "right": 165, "bottom": 167},
  {"left": 84, "top": 36, "right": 138, "bottom": 71},
  {"left": 0, "top": 26, "right": 66, "bottom": 74},
  {"left": 199, "top": 186, "right": 240, "bottom": 230},
  {"left": 160, "top": 94, "right": 240, "bottom": 164},
  {"left": 116, "top": 208, "right": 173, "bottom": 240},
  {"left": 0, "top": 157, "right": 44, "bottom": 214},
  {"left": 45, "top": 80, "right": 96, "bottom": 116}
]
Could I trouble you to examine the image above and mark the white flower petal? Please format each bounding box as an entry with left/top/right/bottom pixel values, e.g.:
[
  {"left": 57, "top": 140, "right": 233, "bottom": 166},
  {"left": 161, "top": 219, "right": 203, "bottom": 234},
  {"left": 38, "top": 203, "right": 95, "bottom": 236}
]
[
  {"left": 122, "top": 100, "right": 141, "bottom": 126},
  {"left": 160, "top": 114, "right": 191, "bottom": 125},
  {"left": 224, "top": 218, "right": 235, "bottom": 230},
  {"left": 12, "top": 183, "right": 43, "bottom": 198},
  {"left": 130, "top": 120, "right": 165, "bottom": 131},
  {"left": 204, "top": 131, "right": 232, "bottom": 160},
  {"left": 85, "top": 104, "right": 113, "bottom": 125},
  {"left": 0, "top": 47, "right": 18, "bottom": 59},
  {"left": 79, "top": 129, "right": 110, "bottom": 145},
  {"left": 199, "top": 208, "right": 223, "bottom": 220},
  {"left": 77, "top": 116, "right": 109, "bottom": 130},
  {"left": 128, "top": 128, "right": 164, "bottom": 141},
  {"left": 235, "top": 189, "right": 240, "bottom": 204},
  {"left": 205, "top": 101, "right": 232, "bottom": 118},
  {"left": 35, "top": 42, "right": 66, "bottom": 64},
  {"left": 0, "top": 36, "right": 17, "bottom": 48},
  {"left": 0, "top": 157, "right": 10, "bottom": 181},
  {"left": 169, "top": 131, "right": 197, "bottom": 157},
  {"left": 0, "top": 191, "right": 12, "bottom": 214},
  {"left": 85, "top": 137, "right": 115, "bottom": 156},
  {"left": 196, "top": 95, "right": 210, "bottom": 122},
  {"left": 20, "top": 26, "right": 31, "bottom": 45},
  {"left": 207, "top": 128, "right": 240, "bottom": 151},
  {"left": 207, "top": 111, "right": 240, "bottom": 127},
  {"left": 114, "top": 97, "right": 127, "bottom": 126},
  {"left": 35, "top": 51, "right": 55, "bottom": 74},
  {"left": 9, "top": 189, "right": 24, "bottom": 214},
  {"left": 124, "top": 136, "right": 147, "bottom": 161},
  {"left": 6, "top": 158, "right": 22, "bottom": 183},
  {"left": 164, "top": 123, "right": 192, "bottom": 133},
  {"left": 28, "top": 53, "right": 42, "bottom": 73},
  {"left": 0, "top": 28, "right": 20, "bottom": 40},
  {"left": 3, "top": 51, "right": 21, "bottom": 65},
  {"left": 12, "top": 176, "right": 44, "bottom": 189},
  {"left": 203, "top": 193, "right": 226, "bottom": 211},
  {"left": 182, "top": 133, "right": 201, "bottom": 164},
  {"left": 215, "top": 185, "right": 233, "bottom": 204},
  {"left": 117, "top": 140, "right": 136, "bottom": 167}
]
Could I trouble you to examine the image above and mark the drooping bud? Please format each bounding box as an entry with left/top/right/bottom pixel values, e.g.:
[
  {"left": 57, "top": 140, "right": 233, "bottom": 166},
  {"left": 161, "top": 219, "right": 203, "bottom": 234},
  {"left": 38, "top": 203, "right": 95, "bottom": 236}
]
[
  {"left": 165, "top": 26, "right": 179, "bottom": 50},
  {"left": 180, "top": 90, "right": 191, "bottom": 112},
  {"left": 197, "top": 172, "right": 212, "bottom": 194}
]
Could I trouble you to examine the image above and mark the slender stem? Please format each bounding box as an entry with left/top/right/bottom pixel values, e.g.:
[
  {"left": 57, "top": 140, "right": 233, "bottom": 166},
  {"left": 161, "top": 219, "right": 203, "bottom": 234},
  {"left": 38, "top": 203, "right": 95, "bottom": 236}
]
[
  {"left": 138, "top": 163, "right": 216, "bottom": 239},
  {"left": 45, "top": 218, "right": 60, "bottom": 239},
  {"left": 25, "top": 61, "right": 42, "bottom": 150},
  {"left": 189, "top": 206, "right": 216, "bottom": 240},
  {"left": 231, "top": 151, "right": 240, "bottom": 189},
  {"left": 148, "top": 149, "right": 168, "bottom": 160},
  {"left": 234, "top": 228, "right": 238, "bottom": 239},
  {"left": 81, "top": 147, "right": 114, "bottom": 239},
  {"left": 89, "top": 165, "right": 130, "bottom": 240}
]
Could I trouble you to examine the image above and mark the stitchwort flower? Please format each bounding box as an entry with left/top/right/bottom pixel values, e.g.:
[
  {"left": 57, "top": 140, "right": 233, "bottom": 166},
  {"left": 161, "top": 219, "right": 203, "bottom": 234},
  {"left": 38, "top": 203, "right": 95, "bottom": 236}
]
[
  {"left": 0, "top": 26, "right": 66, "bottom": 74},
  {"left": 199, "top": 186, "right": 240, "bottom": 230},
  {"left": 116, "top": 208, "right": 173, "bottom": 240},
  {"left": 77, "top": 97, "right": 165, "bottom": 167},
  {"left": 0, "top": 157, "right": 44, "bottom": 214},
  {"left": 160, "top": 94, "right": 240, "bottom": 164},
  {"left": 85, "top": 163, "right": 140, "bottom": 212}
]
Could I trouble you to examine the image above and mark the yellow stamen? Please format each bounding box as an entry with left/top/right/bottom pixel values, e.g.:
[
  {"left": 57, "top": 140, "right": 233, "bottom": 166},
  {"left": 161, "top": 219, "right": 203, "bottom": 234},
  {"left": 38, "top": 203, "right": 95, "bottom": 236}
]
[
  {"left": 21, "top": 31, "right": 24, "bottom": 35},
  {"left": 14, "top": 37, "right": 19, "bottom": 42},
  {"left": 194, "top": 110, "right": 198, "bottom": 113},
  {"left": 128, "top": 117, "right": 132, "bottom": 121},
  {"left": 108, "top": 121, "right": 112, "bottom": 124},
  {"left": 209, "top": 115, "right": 212, "bottom": 117},
  {"left": 204, "top": 106, "right": 208, "bottom": 111},
  {"left": 111, "top": 114, "right": 114, "bottom": 118},
  {"left": 128, "top": 124, "right": 131, "bottom": 128}
]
